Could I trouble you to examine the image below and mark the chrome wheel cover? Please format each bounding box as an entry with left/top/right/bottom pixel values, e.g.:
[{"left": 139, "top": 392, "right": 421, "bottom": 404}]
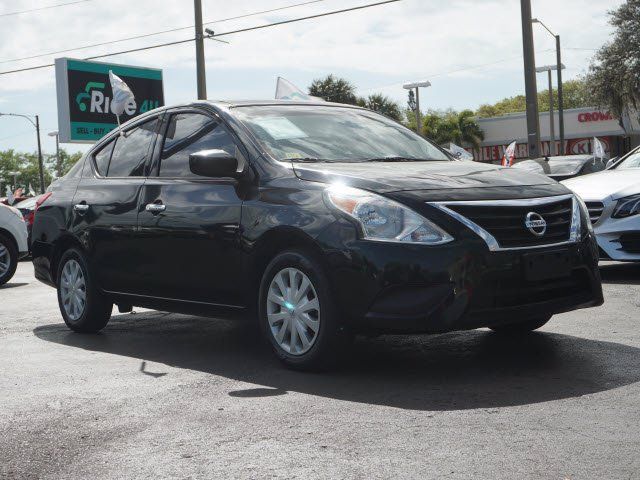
[
  {"left": 0, "top": 242, "right": 9, "bottom": 278},
  {"left": 60, "top": 259, "right": 87, "bottom": 322},
  {"left": 266, "top": 267, "right": 320, "bottom": 355}
]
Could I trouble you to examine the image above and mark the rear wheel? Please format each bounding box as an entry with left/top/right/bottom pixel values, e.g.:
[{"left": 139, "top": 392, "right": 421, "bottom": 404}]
[
  {"left": 259, "top": 250, "right": 349, "bottom": 371},
  {"left": 0, "top": 233, "right": 18, "bottom": 286},
  {"left": 490, "top": 315, "right": 552, "bottom": 334},
  {"left": 57, "top": 248, "right": 112, "bottom": 333}
]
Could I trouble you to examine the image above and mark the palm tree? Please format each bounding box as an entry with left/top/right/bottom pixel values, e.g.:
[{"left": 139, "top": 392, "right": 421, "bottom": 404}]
[
  {"left": 308, "top": 75, "right": 358, "bottom": 104},
  {"left": 357, "top": 94, "right": 403, "bottom": 121}
]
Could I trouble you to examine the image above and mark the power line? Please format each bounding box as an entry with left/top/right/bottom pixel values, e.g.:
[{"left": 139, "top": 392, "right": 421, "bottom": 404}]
[
  {"left": 0, "top": 0, "right": 401, "bottom": 76},
  {"left": 0, "top": 0, "right": 93, "bottom": 18},
  {"left": 357, "top": 49, "right": 557, "bottom": 94},
  {"left": 0, "top": 0, "right": 329, "bottom": 65}
]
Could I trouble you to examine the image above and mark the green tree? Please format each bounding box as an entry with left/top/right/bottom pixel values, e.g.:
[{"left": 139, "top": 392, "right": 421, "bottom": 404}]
[
  {"left": 308, "top": 74, "right": 358, "bottom": 104},
  {"left": 356, "top": 94, "right": 403, "bottom": 121},
  {"left": 421, "top": 109, "right": 484, "bottom": 151},
  {"left": 585, "top": 0, "right": 640, "bottom": 127},
  {"left": 0, "top": 148, "right": 82, "bottom": 195},
  {"left": 476, "top": 79, "right": 594, "bottom": 118}
]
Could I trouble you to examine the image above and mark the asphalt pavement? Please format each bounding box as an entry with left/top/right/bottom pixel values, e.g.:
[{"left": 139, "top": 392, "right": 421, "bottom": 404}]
[{"left": 1, "top": 260, "right": 639, "bottom": 479}]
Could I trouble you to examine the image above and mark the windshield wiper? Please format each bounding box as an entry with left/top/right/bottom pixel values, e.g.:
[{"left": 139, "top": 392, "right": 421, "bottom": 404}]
[
  {"left": 288, "top": 158, "right": 347, "bottom": 163},
  {"left": 361, "top": 156, "right": 428, "bottom": 162}
]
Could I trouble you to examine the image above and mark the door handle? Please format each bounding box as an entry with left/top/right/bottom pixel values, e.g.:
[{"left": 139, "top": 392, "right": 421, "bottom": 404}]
[
  {"left": 73, "top": 203, "right": 89, "bottom": 214},
  {"left": 145, "top": 203, "right": 166, "bottom": 214}
]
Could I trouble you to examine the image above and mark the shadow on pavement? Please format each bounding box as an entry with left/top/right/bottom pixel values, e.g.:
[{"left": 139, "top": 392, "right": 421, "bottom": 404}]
[
  {"left": 599, "top": 261, "right": 640, "bottom": 285},
  {"left": 0, "top": 282, "right": 29, "bottom": 290},
  {"left": 33, "top": 312, "right": 640, "bottom": 411}
]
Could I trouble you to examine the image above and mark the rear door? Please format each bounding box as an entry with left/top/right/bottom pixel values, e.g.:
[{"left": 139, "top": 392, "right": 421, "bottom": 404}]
[
  {"left": 71, "top": 115, "right": 161, "bottom": 293},
  {"left": 137, "top": 108, "right": 245, "bottom": 306}
]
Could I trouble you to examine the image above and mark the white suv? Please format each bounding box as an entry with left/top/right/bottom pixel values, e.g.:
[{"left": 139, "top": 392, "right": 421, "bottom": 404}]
[{"left": 0, "top": 203, "right": 29, "bottom": 285}]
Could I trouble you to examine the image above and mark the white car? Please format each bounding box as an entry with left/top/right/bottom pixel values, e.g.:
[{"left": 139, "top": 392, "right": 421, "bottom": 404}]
[
  {"left": 0, "top": 203, "right": 29, "bottom": 285},
  {"left": 562, "top": 147, "right": 640, "bottom": 262}
]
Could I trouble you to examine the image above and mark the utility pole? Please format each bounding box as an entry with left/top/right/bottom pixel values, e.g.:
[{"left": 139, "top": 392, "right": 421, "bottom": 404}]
[
  {"left": 547, "top": 69, "right": 555, "bottom": 156},
  {"left": 520, "top": 0, "right": 540, "bottom": 159},
  {"left": 194, "top": 0, "right": 207, "bottom": 100},
  {"left": 556, "top": 35, "right": 565, "bottom": 154}
]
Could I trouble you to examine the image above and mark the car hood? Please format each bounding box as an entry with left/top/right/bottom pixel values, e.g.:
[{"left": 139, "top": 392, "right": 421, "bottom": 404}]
[
  {"left": 292, "top": 160, "right": 558, "bottom": 194},
  {"left": 562, "top": 169, "right": 640, "bottom": 201}
]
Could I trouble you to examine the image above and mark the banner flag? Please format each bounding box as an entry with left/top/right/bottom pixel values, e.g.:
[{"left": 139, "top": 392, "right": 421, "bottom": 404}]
[
  {"left": 275, "top": 77, "right": 323, "bottom": 101},
  {"left": 501, "top": 141, "right": 517, "bottom": 167},
  {"left": 448, "top": 143, "right": 474, "bottom": 161}
]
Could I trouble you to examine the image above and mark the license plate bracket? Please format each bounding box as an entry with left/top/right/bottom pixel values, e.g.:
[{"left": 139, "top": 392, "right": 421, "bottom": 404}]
[{"left": 522, "top": 250, "right": 572, "bottom": 282}]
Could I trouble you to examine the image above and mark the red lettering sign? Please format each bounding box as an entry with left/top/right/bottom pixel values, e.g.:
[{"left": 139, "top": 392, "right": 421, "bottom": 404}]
[{"left": 578, "top": 111, "right": 613, "bottom": 123}]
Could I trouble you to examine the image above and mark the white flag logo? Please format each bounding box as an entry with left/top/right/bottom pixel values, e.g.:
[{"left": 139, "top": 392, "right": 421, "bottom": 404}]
[
  {"left": 448, "top": 143, "right": 474, "bottom": 161},
  {"left": 109, "top": 70, "right": 135, "bottom": 116}
]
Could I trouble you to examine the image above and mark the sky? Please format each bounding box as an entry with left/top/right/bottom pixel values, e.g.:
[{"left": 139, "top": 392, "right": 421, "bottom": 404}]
[{"left": 0, "top": 0, "right": 623, "bottom": 155}]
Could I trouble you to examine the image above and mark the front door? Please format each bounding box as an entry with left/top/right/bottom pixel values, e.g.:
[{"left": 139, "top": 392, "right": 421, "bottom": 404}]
[
  {"left": 137, "top": 109, "right": 245, "bottom": 306},
  {"left": 71, "top": 116, "right": 160, "bottom": 293}
]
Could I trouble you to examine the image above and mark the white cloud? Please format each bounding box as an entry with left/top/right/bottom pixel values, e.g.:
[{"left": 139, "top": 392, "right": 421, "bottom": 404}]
[{"left": 0, "top": 0, "right": 625, "bottom": 151}]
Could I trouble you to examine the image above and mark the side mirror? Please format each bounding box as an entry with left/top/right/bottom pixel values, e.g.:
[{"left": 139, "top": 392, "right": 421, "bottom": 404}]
[
  {"left": 189, "top": 149, "right": 242, "bottom": 178},
  {"left": 605, "top": 157, "right": 617, "bottom": 169}
]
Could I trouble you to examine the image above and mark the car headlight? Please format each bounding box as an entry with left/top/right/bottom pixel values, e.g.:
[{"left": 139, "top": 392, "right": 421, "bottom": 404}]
[
  {"left": 574, "top": 195, "right": 593, "bottom": 235},
  {"left": 325, "top": 185, "right": 453, "bottom": 244},
  {"left": 612, "top": 194, "right": 640, "bottom": 218}
]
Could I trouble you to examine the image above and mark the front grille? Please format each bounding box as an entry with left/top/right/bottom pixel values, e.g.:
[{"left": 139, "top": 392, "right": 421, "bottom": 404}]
[
  {"left": 585, "top": 201, "right": 604, "bottom": 224},
  {"left": 445, "top": 197, "right": 573, "bottom": 249},
  {"left": 472, "top": 269, "right": 591, "bottom": 310}
]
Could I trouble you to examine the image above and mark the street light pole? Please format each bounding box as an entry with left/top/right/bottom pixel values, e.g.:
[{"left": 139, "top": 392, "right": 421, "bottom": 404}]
[
  {"left": 532, "top": 18, "right": 565, "bottom": 155},
  {"left": 0, "top": 112, "right": 46, "bottom": 194},
  {"left": 194, "top": 0, "right": 207, "bottom": 100},
  {"left": 48, "top": 131, "right": 61, "bottom": 177},
  {"left": 520, "top": 0, "right": 541, "bottom": 159},
  {"left": 556, "top": 35, "right": 565, "bottom": 154},
  {"left": 35, "top": 115, "right": 45, "bottom": 194},
  {"left": 536, "top": 64, "right": 565, "bottom": 157},
  {"left": 403, "top": 80, "right": 431, "bottom": 136},
  {"left": 548, "top": 69, "right": 555, "bottom": 156}
]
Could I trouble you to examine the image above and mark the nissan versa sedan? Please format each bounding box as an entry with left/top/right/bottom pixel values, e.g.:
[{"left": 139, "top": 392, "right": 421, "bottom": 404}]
[
  {"left": 562, "top": 146, "right": 640, "bottom": 262},
  {"left": 32, "top": 100, "right": 604, "bottom": 370}
]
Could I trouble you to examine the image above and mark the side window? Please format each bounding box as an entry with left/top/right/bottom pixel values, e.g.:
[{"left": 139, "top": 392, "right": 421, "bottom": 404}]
[
  {"left": 107, "top": 118, "right": 159, "bottom": 177},
  {"left": 93, "top": 140, "right": 115, "bottom": 176},
  {"left": 159, "top": 113, "right": 236, "bottom": 177}
]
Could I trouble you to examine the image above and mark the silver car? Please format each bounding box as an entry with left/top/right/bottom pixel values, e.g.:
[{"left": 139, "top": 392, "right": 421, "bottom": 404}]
[{"left": 562, "top": 148, "right": 640, "bottom": 262}]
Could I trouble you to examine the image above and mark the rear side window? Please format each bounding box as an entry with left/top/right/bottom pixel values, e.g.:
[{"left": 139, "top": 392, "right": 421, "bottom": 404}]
[
  {"left": 93, "top": 140, "right": 115, "bottom": 176},
  {"left": 159, "top": 113, "right": 236, "bottom": 177},
  {"left": 107, "top": 118, "right": 159, "bottom": 177}
]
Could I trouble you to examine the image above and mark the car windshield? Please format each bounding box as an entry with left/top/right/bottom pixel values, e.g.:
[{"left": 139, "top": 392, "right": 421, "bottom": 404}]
[
  {"left": 233, "top": 104, "right": 450, "bottom": 163},
  {"left": 615, "top": 149, "right": 640, "bottom": 169}
]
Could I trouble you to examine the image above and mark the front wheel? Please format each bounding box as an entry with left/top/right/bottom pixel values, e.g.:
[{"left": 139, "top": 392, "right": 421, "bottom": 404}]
[
  {"left": 490, "top": 315, "right": 552, "bottom": 334},
  {"left": 0, "top": 233, "right": 18, "bottom": 286},
  {"left": 258, "top": 250, "right": 349, "bottom": 371},
  {"left": 57, "top": 248, "right": 112, "bottom": 333}
]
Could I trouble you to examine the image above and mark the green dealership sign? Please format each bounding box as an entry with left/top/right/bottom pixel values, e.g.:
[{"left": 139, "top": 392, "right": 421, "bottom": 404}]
[{"left": 55, "top": 58, "right": 164, "bottom": 143}]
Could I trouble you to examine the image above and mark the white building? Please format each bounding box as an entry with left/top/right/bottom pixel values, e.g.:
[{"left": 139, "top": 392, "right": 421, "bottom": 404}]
[{"left": 471, "top": 107, "right": 640, "bottom": 162}]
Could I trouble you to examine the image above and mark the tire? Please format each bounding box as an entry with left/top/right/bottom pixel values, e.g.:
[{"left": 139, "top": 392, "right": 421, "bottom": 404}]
[
  {"left": 258, "top": 249, "right": 349, "bottom": 371},
  {"left": 0, "top": 233, "right": 18, "bottom": 286},
  {"left": 490, "top": 315, "right": 552, "bottom": 334},
  {"left": 56, "top": 248, "right": 112, "bottom": 333}
]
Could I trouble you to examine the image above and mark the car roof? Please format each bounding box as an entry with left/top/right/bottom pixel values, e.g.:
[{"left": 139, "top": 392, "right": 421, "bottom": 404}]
[{"left": 534, "top": 155, "right": 594, "bottom": 162}]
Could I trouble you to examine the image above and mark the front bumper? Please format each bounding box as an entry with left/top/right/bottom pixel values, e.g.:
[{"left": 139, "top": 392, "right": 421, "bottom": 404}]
[
  {"left": 592, "top": 204, "right": 640, "bottom": 261},
  {"left": 319, "top": 222, "right": 603, "bottom": 334}
]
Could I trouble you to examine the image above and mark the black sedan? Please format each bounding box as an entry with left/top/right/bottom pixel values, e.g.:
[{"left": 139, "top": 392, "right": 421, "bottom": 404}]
[{"left": 31, "top": 100, "right": 603, "bottom": 370}]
